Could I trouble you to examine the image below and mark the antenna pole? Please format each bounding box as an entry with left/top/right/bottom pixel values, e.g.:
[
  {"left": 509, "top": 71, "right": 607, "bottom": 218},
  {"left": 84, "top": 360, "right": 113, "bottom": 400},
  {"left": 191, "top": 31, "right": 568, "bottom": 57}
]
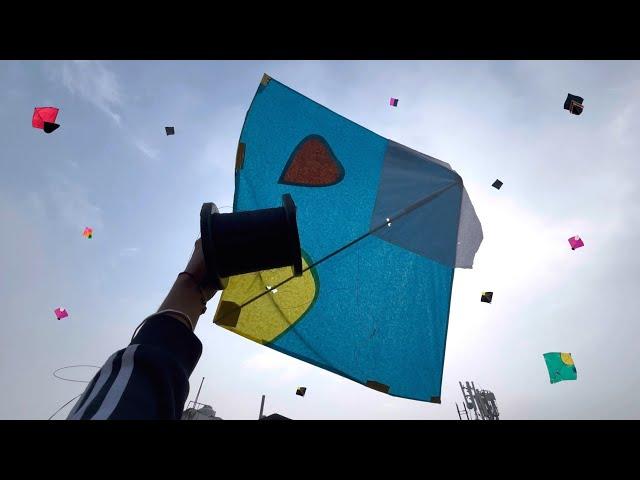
[
  {"left": 456, "top": 380, "right": 499, "bottom": 420},
  {"left": 190, "top": 377, "right": 205, "bottom": 420},
  {"left": 259, "top": 394, "right": 266, "bottom": 419}
]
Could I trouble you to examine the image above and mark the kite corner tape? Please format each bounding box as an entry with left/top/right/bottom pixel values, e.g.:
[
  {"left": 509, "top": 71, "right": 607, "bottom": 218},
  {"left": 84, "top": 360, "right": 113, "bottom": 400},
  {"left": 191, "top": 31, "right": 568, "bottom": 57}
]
[
  {"left": 429, "top": 396, "right": 441, "bottom": 404},
  {"left": 260, "top": 73, "right": 272, "bottom": 86},
  {"left": 366, "top": 380, "right": 390, "bottom": 394},
  {"left": 214, "top": 300, "right": 241, "bottom": 328},
  {"left": 235, "top": 143, "right": 246, "bottom": 171}
]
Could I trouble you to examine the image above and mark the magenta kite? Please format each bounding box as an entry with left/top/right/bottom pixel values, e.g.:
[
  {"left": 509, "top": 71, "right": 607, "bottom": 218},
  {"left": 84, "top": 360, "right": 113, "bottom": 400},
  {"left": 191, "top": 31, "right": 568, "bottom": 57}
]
[{"left": 32, "top": 107, "right": 61, "bottom": 133}]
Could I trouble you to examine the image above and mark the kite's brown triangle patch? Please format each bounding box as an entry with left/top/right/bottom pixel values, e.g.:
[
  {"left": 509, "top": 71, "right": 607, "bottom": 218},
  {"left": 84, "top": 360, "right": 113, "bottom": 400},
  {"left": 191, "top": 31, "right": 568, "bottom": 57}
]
[
  {"left": 235, "top": 142, "right": 246, "bottom": 171},
  {"left": 214, "top": 300, "right": 241, "bottom": 328},
  {"left": 279, "top": 135, "right": 345, "bottom": 187},
  {"left": 365, "top": 380, "right": 390, "bottom": 394},
  {"left": 429, "top": 396, "right": 441, "bottom": 404}
]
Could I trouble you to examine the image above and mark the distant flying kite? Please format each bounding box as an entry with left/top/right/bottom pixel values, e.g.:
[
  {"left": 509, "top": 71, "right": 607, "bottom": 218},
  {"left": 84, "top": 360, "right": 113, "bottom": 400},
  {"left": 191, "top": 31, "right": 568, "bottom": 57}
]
[
  {"left": 296, "top": 387, "right": 307, "bottom": 397},
  {"left": 32, "top": 107, "right": 61, "bottom": 133},
  {"left": 213, "top": 74, "right": 483, "bottom": 403},
  {"left": 481, "top": 292, "right": 493, "bottom": 303},
  {"left": 568, "top": 235, "right": 584, "bottom": 250},
  {"left": 543, "top": 352, "right": 577, "bottom": 384},
  {"left": 492, "top": 179, "right": 503, "bottom": 190},
  {"left": 83, "top": 227, "right": 93, "bottom": 239},
  {"left": 564, "top": 94, "right": 584, "bottom": 115},
  {"left": 165, "top": 127, "right": 175, "bottom": 135},
  {"left": 389, "top": 98, "right": 399, "bottom": 107},
  {"left": 54, "top": 307, "right": 69, "bottom": 320}
]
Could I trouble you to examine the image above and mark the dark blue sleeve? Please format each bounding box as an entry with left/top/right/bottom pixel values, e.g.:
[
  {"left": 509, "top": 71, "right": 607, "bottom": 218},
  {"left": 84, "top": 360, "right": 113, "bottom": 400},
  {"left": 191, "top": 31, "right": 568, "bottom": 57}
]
[{"left": 66, "top": 313, "right": 202, "bottom": 420}]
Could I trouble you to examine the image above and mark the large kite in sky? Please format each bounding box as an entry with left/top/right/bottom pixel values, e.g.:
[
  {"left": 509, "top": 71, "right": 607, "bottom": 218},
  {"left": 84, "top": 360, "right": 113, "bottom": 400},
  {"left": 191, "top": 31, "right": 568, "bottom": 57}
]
[{"left": 214, "top": 74, "right": 483, "bottom": 402}]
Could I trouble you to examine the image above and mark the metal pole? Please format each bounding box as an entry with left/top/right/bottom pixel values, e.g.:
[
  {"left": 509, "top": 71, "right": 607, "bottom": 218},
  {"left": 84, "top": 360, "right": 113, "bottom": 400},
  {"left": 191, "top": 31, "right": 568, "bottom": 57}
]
[
  {"left": 467, "top": 381, "right": 479, "bottom": 420},
  {"left": 461, "top": 381, "right": 476, "bottom": 420},
  {"left": 470, "top": 382, "right": 483, "bottom": 420},
  {"left": 456, "top": 401, "right": 470, "bottom": 420},
  {"left": 191, "top": 377, "right": 205, "bottom": 420},
  {"left": 259, "top": 394, "right": 265, "bottom": 419}
]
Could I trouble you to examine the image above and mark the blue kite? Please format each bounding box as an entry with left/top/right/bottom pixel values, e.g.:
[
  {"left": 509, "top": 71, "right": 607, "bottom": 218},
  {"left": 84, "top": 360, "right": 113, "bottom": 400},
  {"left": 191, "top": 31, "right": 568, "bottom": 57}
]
[{"left": 214, "top": 74, "right": 483, "bottom": 403}]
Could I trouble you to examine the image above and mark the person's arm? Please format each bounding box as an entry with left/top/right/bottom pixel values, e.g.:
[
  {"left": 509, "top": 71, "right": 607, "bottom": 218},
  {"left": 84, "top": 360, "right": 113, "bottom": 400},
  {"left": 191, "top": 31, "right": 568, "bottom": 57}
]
[{"left": 66, "top": 239, "right": 217, "bottom": 420}]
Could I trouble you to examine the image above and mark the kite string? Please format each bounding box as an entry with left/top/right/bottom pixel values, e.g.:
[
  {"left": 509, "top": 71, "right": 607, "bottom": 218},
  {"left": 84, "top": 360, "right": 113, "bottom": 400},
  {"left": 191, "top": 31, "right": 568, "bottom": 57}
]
[
  {"left": 53, "top": 365, "right": 101, "bottom": 383},
  {"left": 48, "top": 393, "right": 83, "bottom": 420},
  {"left": 49, "top": 364, "right": 100, "bottom": 420},
  {"left": 220, "top": 222, "right": 379, "bottom": 316},
  {"left": 216, "top": 181, "right": 459, "bottom": 321}
]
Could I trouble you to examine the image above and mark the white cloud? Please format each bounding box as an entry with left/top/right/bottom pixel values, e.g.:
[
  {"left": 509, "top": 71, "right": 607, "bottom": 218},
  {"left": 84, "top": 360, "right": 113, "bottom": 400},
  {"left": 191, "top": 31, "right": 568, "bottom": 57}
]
[
  {"left": 193, "top": 105, "right": 245, "bottom": 171},
  {"left": 46, "top": 173, "right": 104, "bottom": 232},
  {"left": 607, "top": 87, "right": 640, "bottom": 148},
  {"left": 133, "top": 139, "right": 159, "bottom": 160},
  {"left": 609, "top": 104, "right": 633, "bottom": 144},
  {"left": 47, "top": 61, "right": 165, "bottom": 163},
  {"left": 50, "top": 60, "right": 123, "bottom": 125}
]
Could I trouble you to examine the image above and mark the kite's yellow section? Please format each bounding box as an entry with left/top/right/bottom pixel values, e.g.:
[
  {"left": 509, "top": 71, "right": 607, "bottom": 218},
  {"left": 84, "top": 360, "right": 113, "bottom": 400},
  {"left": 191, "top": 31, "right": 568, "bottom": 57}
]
[
  {"left": 560, "top": 353, "right": 574, "bottom": 365},
  {"left": 214, "top": 254, "right": 318, "bottom": 344}
]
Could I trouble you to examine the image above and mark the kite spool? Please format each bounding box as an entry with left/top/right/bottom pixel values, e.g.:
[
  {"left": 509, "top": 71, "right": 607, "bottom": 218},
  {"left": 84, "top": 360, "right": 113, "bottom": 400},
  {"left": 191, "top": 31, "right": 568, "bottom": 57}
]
[{"left": 200, "top": 194, "right": 303, "bottom": 290}]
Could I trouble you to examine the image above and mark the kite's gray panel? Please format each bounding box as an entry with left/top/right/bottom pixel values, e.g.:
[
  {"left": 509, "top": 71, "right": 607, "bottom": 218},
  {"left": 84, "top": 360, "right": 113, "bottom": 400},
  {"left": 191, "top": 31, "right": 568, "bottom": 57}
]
[
  {"left": 455, "top": 187, "right": 483, "bottom": 268},
  {"left": 370, "top": 140, "right": 482, "bottom": 269},
  {"left": 370, "top": 141, "right": 463, "bottom": 268}
]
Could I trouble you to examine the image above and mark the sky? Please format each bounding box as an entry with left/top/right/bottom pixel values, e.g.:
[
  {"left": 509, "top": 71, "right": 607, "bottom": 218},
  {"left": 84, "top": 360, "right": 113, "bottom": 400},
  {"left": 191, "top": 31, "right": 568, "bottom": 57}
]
[{"left": 1, "top": 60, "right": 639, "bottom": 420}]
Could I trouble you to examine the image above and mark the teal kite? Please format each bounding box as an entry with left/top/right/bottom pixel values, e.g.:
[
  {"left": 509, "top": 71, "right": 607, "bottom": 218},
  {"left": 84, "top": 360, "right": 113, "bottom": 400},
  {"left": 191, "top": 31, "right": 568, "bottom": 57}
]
[
  {"left": 214, "top": 74, "right": 483, "bottom": 403},
  {"left": 543, "top": 352, "right": 578, "bottom": 384}
]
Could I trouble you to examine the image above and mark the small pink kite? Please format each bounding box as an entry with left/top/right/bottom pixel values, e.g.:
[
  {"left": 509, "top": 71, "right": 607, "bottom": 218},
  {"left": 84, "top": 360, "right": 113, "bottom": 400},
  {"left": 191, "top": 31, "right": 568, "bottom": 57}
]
[
  {"left": 54, "top": 307, "right": 69, "bottom": 320},
  {"left": 389, "top": 98, "right": 399, "bottom": 107},
  {"left": 568, "top": 235, "right": 584, "bottom": 250}
]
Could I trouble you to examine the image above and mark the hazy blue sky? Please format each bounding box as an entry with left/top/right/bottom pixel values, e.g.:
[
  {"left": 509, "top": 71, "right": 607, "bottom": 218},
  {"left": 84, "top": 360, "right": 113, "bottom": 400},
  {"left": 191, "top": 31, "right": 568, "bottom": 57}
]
[{"left": 1, "top": 60, "right": 639, "bottom": 419}]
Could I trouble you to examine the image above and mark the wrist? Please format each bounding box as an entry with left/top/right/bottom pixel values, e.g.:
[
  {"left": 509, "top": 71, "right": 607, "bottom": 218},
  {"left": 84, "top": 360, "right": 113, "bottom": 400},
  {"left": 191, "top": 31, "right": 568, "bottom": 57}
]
[
  {"left": 158, "top": 275, "right": 205, "bottom": 330},
  {"left": 175, "top": 273, "right": 202, "bottom": 296},
  {"left": 177, "top": 273, "right": 209, "bottom": 312},
  {"left": 157, "top": 309, "right": 194, "bottom": 331}
]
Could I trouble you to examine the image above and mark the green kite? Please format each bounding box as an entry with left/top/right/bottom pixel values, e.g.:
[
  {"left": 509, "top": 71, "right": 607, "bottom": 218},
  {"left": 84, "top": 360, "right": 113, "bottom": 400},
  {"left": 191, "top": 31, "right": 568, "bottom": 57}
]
[{"left": 543, "top": 352, "right": 577, "bottom": 384}]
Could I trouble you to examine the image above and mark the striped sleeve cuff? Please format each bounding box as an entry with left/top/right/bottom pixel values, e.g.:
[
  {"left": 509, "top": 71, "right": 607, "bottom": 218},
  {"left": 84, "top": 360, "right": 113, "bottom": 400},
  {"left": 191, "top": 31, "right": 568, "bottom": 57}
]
[
  {"left": 131, "top": 313, "right": 203, "bottom": 375},
  {"left": 67, "top": 314, "right": 203, "bottom": 420}
]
